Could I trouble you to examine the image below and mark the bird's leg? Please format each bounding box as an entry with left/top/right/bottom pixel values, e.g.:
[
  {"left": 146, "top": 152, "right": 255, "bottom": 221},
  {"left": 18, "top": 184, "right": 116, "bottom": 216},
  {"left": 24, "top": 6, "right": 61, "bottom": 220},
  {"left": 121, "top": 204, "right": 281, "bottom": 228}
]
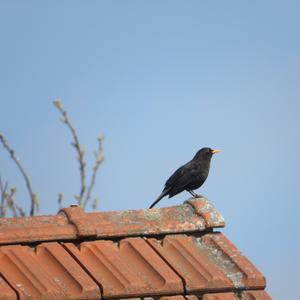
[{"left": 188, "top": 190, "right": 203, "bottom": 198}]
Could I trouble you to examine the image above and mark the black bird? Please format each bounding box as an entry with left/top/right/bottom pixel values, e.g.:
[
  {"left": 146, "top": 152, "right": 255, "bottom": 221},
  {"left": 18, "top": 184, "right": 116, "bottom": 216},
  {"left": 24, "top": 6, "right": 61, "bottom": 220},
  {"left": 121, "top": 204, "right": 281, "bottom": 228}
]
[{"left": 149, "top": 147, "right": 221, "bottom": 208}]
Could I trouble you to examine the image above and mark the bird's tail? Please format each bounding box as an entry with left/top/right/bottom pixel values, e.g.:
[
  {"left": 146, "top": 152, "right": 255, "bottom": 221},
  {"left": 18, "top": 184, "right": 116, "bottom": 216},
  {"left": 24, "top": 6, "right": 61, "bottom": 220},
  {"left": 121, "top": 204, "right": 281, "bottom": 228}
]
[{"left": 149, "top": 189, "right": 169, "bottom": 209}]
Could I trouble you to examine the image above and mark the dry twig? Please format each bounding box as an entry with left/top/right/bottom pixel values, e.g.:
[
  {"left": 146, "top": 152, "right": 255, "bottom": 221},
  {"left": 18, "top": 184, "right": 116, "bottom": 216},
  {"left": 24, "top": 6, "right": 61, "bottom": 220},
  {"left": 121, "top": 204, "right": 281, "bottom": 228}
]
[
  {"left": 92, "top": 198, "right": 98, "bottom": 211},
  {"left": 53, "top": 100, "right": 87, "bottom": 206},
  {"left": 0, "top": 177, "right": 26, "bottom": 218},
  {"left": 83, "top": 135, "right": 104, "bottom": 208},
  {"left": 57, "top": 192, "right": 63, "bottom": 210},
  {"left": 0, "top": 177, "right": 8, "bottom": 217},
  {"left": 5, "top": 187, "right": 18, "bottom": 217},
  {"left": 0, "top": 134, "right": 38, "bottom": 216}
]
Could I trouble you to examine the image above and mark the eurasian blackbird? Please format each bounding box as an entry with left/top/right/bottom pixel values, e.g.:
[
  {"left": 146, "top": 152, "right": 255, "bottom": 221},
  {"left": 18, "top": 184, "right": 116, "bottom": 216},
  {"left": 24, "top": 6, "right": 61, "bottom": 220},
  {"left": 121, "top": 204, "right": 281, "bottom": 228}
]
[{"left": 149, "top": 147, "right": 221, "bottom": 208}]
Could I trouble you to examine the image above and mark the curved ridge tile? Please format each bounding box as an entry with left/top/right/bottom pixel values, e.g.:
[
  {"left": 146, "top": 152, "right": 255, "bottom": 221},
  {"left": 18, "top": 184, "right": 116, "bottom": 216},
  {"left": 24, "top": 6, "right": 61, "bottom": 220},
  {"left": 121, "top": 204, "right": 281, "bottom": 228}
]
[
  {"left": 0, "top": 198, "right": 225, "bottom": 245},
  {"left": 0, "top": 215, "right": 76, "bottom": 245},
  {"left": 185, "top": 197, "right": 225, "bottom": 228}
]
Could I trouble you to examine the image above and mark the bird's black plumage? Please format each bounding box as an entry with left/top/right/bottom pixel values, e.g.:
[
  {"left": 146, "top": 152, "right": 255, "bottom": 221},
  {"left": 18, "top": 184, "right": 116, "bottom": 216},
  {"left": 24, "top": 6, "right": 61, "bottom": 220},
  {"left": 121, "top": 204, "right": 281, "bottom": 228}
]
[{"left": 149, "top": 147, "right": 220, "bottom": 208}]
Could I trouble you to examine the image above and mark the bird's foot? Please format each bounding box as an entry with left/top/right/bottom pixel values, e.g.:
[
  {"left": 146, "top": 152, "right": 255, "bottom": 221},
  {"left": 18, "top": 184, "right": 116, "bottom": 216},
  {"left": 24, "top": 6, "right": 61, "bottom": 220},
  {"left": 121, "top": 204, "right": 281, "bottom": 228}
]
[
  {"left": 188, "top": 190, "right": 204, "bottom": 198},
  {"left": 194, "top": 193, "right": 204, "bottom": 198}
]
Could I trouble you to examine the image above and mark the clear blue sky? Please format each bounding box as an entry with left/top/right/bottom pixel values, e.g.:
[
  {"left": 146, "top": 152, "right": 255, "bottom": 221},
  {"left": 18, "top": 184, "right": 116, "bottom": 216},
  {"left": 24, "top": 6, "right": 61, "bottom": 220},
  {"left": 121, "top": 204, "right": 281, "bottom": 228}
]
[{"left": 0, "top": 1, "right": 299, "bottom": 298}]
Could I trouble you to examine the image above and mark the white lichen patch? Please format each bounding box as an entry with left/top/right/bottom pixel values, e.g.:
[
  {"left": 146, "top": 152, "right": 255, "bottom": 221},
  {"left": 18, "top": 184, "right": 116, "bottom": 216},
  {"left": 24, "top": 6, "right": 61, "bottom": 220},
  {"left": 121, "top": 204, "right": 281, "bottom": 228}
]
[
  {"left": 228, "top": 272, "right": 244, "bottom": 288},
  {"left": 195, "top": 236, "right": 245, "bottom": 289},
  {"left": 209, "top": 210, "right": 225, "bottom": 226},
  {"left": 143, "top": 209, "right": 162, "bottom": 221}
]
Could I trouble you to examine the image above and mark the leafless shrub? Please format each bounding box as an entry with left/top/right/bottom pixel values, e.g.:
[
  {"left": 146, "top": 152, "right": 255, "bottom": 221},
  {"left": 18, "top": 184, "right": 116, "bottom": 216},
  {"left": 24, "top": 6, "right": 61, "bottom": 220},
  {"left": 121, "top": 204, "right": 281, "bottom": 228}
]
[{"left": 0, "top": 100, "right": 104, "bottom": 218}]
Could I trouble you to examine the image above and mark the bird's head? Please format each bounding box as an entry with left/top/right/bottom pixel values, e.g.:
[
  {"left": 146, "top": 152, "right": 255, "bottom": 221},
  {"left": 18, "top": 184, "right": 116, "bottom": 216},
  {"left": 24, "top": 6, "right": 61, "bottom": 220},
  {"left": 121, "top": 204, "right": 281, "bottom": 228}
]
[{"left": 194, "top": 147, "right": 221, "bottom": 160}]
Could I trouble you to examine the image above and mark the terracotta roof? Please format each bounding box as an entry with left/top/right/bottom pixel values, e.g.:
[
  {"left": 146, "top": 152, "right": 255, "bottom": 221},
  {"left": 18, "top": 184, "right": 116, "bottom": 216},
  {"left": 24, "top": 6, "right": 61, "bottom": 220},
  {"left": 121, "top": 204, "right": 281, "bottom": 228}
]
[{"left": 0, "top": 197, "right": 272, "bottom": 300}]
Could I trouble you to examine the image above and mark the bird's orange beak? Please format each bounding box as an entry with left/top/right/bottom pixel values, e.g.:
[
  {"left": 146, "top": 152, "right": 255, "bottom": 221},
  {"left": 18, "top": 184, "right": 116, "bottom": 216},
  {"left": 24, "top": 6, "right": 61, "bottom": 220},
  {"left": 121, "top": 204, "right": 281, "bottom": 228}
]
[{"left": 212, "top": 149, "right": 221, "bottom": 154}]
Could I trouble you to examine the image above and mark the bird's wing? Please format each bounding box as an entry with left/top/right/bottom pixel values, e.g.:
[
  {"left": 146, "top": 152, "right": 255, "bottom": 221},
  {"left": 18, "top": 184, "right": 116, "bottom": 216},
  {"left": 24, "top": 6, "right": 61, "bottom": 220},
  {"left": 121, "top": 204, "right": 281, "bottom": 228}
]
[
  {"left": 165, "top": 164, "right": 186, "bottom": 187},
  {"left": 165, "top": 161, "right": 197, "bottom": 188},
  {"left": 167, "top": 163, "right": 199, "bottom": 197}
]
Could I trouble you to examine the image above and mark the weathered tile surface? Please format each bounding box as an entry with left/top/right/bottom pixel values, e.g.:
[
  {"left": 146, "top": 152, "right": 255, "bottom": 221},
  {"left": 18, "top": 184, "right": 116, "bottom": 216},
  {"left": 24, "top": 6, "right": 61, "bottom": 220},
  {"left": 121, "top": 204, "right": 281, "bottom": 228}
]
[
  {"left": 64, "top": 237, "right": 183, "bottom": 298},
  {"left": 148, "top": 235, "right": 233, "bottom": 292},
  {"left": 0, "top": 199, "right": 271, "bottom": 300}
]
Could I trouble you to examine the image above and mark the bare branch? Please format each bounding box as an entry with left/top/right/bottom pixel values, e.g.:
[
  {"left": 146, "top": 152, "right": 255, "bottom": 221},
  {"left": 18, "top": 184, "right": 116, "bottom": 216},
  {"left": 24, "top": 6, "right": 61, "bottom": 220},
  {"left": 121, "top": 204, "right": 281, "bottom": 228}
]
[
  {"left": 92, "top": 198, "right": 98, "bottom": 211},
  {"left": 0, "top": 177, "right": 26, "bottom": 218},
  {"left": 0, "top": 177, "right": 8, "bottom": 217},
  {"left": 6, "top": 187, "right": 18, "bottom": 217},
  {"left": 53, "top": 100, "right": 87, "bottom": 206},
  {"left": 32, "top": 193, "right": 39, "bottom": 213},
  {"left": 15, "top": 205, "right": 26, "bottom": 217},
  {"left": 4, "top": 186, "right": 23, "bottom": 218},
  {"left": 57, "top": 192, "right": 63, "bottom": 210},
  {"left": 83, "top": 135, "right": 104, "bottom": 208},
  {"left": 0, "top": 134, "right": 38, "bottom": 216}
]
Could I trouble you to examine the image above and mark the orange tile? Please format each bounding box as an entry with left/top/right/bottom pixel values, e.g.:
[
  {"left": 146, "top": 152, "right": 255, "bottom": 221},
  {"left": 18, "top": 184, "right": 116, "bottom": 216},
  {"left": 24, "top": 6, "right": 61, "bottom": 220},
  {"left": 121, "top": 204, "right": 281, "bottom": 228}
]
[
  {"left": 0, "top": 245, "right": 64, "bottom": 299},
  {"left": 200, "top": 234, "right": 266, "bottom": 289},
  {"left": 0, "top": 214, "right": 76, "bottom": 245},
  {"left": 64, "top": 237, "right": 184, "bottom": 298},
  {"left": 35, "top": 242, "right": 101, "bottom": 299},
  {"left": 148, "top": 235, "right": 233, "bottom": 293},
  {"left": 160, "top": 296, "right": 186, "bottom": 300},
  {"left": 0, "top": 199, "right": 224, "bottom": 245},
  {"left": 60, "top": 198, "right": 225, "bottom": 239},
  {"left": 243, "top": 290, "right": 272, "bottom": 300},
  {"left": 0, "top": 200, "right": 271, "bottom": 300},
  {"left": 160, "top": 296, "right": 199, "bottom": 300},
  {"left": 61, "top": 202, "right": 209, "bottom": 238},
  {"left": 0, "top": 275, "right": 17, "bottom": 300},
  {"left": 202, "top": 292, "right": 237, "bottom": 300},
  {"left": 0, "top": 243, "right": 102, "bottom": 299},
  {"left": 185, "top": 197, "right": 225, "bottom": 228}
]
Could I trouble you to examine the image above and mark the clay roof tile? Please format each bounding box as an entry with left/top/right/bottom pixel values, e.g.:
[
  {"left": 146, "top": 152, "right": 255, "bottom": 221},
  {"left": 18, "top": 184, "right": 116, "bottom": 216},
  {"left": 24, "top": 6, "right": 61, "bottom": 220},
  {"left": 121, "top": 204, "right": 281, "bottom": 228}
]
[{"left": 0, "top": 197, "right": 271, "bottom": 300}]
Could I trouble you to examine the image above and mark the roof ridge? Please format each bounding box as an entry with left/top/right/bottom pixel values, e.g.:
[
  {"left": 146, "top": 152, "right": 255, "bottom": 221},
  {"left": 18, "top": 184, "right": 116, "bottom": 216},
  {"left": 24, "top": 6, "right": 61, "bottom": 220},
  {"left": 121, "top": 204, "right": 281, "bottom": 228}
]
[
  {"left": 0, "top": 197, "right": 225, "bottom": 245},
  {"left": 184, "top": 197, "right": 225, "bottom": 228}
]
